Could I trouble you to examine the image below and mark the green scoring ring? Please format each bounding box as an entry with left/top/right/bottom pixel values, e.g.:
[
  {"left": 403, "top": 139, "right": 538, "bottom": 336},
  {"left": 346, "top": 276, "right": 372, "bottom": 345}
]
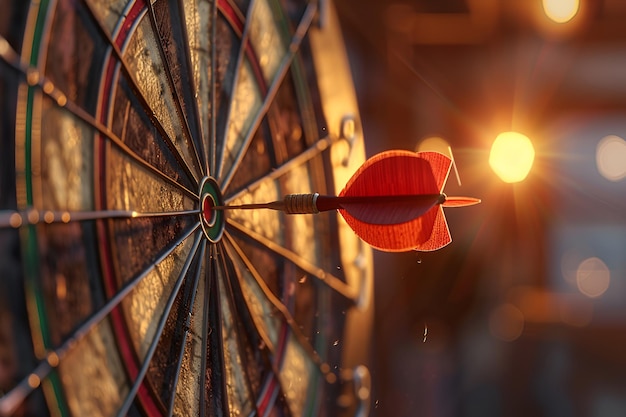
[{"left": 199, "top": 177, "right": 225, "bottom": 243}]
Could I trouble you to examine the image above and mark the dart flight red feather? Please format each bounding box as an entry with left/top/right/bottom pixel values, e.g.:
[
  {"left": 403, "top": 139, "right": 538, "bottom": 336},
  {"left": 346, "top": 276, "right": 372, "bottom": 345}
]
[
  {"left": 215, "top": 150, "right": 480, "bottom": 252},
  {"left": 331, "top": 150, "right": 479, "bottom": 251}
]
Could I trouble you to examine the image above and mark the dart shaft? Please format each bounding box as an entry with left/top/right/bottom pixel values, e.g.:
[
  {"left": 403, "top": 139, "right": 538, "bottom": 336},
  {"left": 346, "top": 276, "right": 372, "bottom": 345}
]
[
  {"left": 213, "top": 194, "right": 318, "bottom": 213},
  {"left": 316, "top": 194, "right": 445, "bottom": 211},
  {"left": 213, "top": 193, "right": 446, "bottom": 214}
]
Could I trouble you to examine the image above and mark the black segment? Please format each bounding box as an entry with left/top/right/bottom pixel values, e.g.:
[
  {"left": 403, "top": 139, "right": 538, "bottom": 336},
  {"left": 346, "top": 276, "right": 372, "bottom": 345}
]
[
  {"left": 110, "top": 72, "right": 197, "bottom": 192},
  {"left": 107, "top": 216, "right": 198, "bottom": 285},
  {"left": 45, "top": 0, "right": 105, "bottom": 116}
]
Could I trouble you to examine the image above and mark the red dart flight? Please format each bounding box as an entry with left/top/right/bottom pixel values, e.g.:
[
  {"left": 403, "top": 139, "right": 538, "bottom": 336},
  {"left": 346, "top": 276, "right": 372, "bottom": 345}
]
[
  {"left": 329, "top": 150, "right": 480, "bottom": 252},
  {"left": 214, "top": 150, "right": 480, "bottom": 252}
]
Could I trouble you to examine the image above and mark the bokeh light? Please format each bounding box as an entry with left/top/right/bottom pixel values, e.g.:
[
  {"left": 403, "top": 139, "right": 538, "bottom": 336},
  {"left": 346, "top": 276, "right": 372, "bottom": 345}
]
[
  {"left": 489, "top": 131, "right": 535, "bottom": 183},
  {"left": 542, "top": 0, "right": 580, "bottom": 23},
  {"left": 596, "top": 135, "right": 626, "bottom": 181},
  {"left": 576, "top": 257, "right": 610, "bottom": 298}
]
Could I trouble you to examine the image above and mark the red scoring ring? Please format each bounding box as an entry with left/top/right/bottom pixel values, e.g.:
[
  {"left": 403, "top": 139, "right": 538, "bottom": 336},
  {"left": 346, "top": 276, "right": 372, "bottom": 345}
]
[{"left": 202, "top": 193, "right": 217, "bottom": 227}]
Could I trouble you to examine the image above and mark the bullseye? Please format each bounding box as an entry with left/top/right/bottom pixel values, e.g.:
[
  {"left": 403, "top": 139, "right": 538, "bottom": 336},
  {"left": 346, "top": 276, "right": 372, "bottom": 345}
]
[
  {"left": 198, "top": 177, "right": 225, "bottom": 243},
  {"left": 202, "top": 194, "right": 217, "bottom": 227}
]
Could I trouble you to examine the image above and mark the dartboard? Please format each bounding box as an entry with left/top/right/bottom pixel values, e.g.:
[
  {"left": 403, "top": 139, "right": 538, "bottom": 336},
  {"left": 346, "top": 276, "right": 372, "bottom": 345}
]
[{"left": 0, "top": 0, "right": 372, "bottom": 416}]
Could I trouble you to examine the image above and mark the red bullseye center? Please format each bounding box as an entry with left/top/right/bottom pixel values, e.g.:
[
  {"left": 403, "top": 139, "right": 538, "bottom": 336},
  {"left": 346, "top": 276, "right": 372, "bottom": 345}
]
[{"left": 202, "top": 194, "right": 217, "bottom": 227}]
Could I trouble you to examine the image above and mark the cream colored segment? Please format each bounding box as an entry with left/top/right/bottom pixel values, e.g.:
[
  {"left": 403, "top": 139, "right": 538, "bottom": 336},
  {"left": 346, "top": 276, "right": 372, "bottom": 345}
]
[
  {"left": 249, "top": 0, "right": 287, "bottom": 83},
  {"left": 218, "top": 274, "right": 254, "bottom": 417},
  {"left": 183, "top": 0, "right": 212, "bottom": 144},
  {"left": 84, "top": 0, "right": 128, "bottom": 35},
  {"left": 229, "top": 242, "right": 282, "bottom": 349},
  {"left": 226, "top": 178, "right": 283, "bottom": 245},
  {"left": 221, "top": 58, "right": 262, "bottom": 177},
  {"left": 279, "top": 333, "right": 314, "bottom": 417},
  {"left": 172, "top": 339, "right": 202, "bottom": 417},
  {"left": 58, "top": 320, "right": 128, "bottom": 417},
  {"left": 123, "top": 17, "right": 201, "bottom": 176},
  {"left": 106, "top": 146, "right": 194, "bottom": 212},
  {"left": 122, "top": 236, "right": 194, "bottom": 361},
  {"left": 124, "top": 17, "right": 178, "bottom": 142},
  {"left": 41, "top": 102, "right": 94, "bottom": 211}
]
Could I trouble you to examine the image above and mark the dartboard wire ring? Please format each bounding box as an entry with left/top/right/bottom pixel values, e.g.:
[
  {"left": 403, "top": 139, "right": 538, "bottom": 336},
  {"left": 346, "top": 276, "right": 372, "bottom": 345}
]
[
  {"left": 0, "top": 88, "right": 341, "bottom": 416},
  {"left": 0, "top": 0, "right": 371, "bottom": 416},
  {"left": 0, "top": 32, "right": 338, "bottom": 417}
]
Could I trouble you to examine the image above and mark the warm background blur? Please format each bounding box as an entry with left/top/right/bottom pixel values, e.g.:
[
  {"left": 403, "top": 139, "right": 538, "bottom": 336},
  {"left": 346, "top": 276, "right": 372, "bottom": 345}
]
[{"left": 335, "top": 1, "right": 626, "bottom": 416}]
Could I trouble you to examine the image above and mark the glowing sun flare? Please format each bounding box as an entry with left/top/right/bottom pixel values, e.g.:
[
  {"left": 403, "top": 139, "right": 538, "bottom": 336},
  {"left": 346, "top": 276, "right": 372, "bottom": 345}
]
[{"left": 489, "top": 132, "right": 535, "bottom": 183}]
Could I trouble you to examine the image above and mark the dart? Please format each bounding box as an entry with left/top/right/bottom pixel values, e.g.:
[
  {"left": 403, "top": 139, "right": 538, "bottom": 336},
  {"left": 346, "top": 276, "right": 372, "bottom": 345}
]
[{"left": 214, "top": 150, "right": 480, "bottom": 252}]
